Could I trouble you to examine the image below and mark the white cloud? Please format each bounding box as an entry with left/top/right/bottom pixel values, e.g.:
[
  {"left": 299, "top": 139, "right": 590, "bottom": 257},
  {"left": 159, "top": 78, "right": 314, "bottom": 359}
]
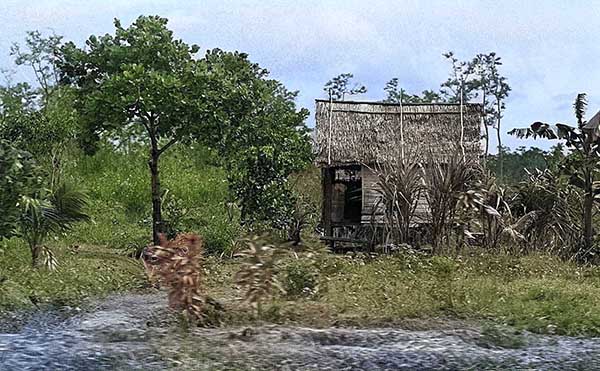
[{"left": 1, "top": 0, "right": 599, "bottom": 150}]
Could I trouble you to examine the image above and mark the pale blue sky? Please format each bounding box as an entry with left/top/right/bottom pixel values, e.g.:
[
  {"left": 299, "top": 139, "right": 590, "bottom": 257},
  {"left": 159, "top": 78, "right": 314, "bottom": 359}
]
[{"left": 1, "top": 0, "right": 599, "bottom": 151}]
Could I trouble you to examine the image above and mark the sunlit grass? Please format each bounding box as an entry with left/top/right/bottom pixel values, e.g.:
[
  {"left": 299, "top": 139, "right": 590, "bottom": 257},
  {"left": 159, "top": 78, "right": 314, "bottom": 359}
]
[
  {"left": 200, "top": 249, "right": 600, "bottom": 336},
  {"left": 0, "top": 239, "right": 146, "bottom": 310},
  {"left": 2, "top": 238, "right": 599, "bottom": 336},
  {"left": 320, "top": 252, "right": 600, "bottom": 335}
]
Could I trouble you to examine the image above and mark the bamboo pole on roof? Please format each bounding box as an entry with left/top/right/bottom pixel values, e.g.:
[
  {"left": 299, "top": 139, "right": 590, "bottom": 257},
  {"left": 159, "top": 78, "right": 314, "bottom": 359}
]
[
  {"left": 400, "top": 90, "right": 405, "bottom": 161},
  {"left": 459, "top": 82, "right": 466, "bottom": 160},
  {"left": 314, "top": 100, "right": 481, "bottom": 166},
  {"left": 328, "top": 89, "right": 333, "bottom": 165}
]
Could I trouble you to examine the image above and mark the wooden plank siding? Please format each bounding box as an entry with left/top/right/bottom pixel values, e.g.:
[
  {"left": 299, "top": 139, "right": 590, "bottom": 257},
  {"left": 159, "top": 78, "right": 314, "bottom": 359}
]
[
  {"left": 361, "top": 166, "right": 384, "bottom": 223},
  {"left": 321, "top": 167, "right": 334, "bottom": 241},
  {"left": 360, "top": 165, "right": 429, "bottom": 225}
]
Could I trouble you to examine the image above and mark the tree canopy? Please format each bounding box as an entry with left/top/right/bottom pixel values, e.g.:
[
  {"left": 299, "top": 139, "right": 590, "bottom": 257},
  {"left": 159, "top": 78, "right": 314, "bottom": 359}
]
[
  {"left": 323, "top": 73, "right": 367, "bottom": 101},
  {"left": 58, "top": 16, "right": 312, "bottom": 242}
]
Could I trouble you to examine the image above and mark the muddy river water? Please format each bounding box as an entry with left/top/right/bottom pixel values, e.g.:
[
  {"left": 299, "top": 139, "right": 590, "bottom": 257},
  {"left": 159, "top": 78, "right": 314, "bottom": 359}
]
[{"left": 1, "top": 293, "right": 599, "bottom": 370}]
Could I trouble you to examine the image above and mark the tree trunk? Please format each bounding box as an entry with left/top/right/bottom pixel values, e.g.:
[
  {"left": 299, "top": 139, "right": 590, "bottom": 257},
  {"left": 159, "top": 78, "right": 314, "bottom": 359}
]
[
  {"left": 288, "top": 223, "right": 302, "bottom": 246},
  {"left": 496, "top": 101, "right": 503, "bottom": 180},
  {"left": 583, "top": 164, "right": 594, "bottom": 254},
  {"left": 149, "top": 149, "right": 163, "bottom": 246},
  {"left": 583, "top": 191, "right": 593, "bottom": 252},
  {"left": 31, "top": 245, "right": 42, "bottom": 268},
  {"left": 482, "top": 94, "right": 489, "bottom": 161}
]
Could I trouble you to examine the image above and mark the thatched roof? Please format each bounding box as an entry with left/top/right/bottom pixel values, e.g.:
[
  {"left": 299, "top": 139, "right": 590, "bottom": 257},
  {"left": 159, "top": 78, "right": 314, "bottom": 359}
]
[
  {"left": 583, "top": 110, "right": 600, "bottom": 140},
  {"left": 315, "top": 99, "right": 482, "bottom": 166}
]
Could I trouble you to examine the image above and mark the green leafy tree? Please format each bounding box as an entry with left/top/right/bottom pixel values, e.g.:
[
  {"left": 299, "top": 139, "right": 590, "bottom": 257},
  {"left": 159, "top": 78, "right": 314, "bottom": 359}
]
[
  {"left": 10, "top": 30, "right": 63, "bottom": 108},
  {"left": 218, "top": 80, "right": 312, "bottom": 227},
  {"left": 0, "top": 79, "right": 38, "bottom": 149},
  {"left": 509, "top": 93, "right": 596, "bottom": 255},
  {"left": 489, "top": 62, "right": 511, "bottom": 178},
  {"left": 323, "top": 73, "right": 367, "bottom": 101},
  {"left": 60, "top": 16, "right": 311, "bottom": 242},
  {"left": 383, "top": 78, "right": 444, "bottom": 104},
  {"left": 469, "top": 53, "right": 501, "bottom": 158},
  {"left": 0, "top": 140, "right": 42, "bottom": 238},
  {"left": 0, "top": 82, "right": 78, "bottom": 160},
  {"left": 440, "top": 52, "right": 481, "bottom": 158},
  {"left": 59, "top": 16, "right": 210, "bottom": 244},
  {"left": 2, "top": 32, "right": 79, "bottom": 163},
  {"left": 442, "top": 51, "right": 510, "bottom": 169},
  {"left": 440, "top": 51, "right": 478, "bottom": 104}
]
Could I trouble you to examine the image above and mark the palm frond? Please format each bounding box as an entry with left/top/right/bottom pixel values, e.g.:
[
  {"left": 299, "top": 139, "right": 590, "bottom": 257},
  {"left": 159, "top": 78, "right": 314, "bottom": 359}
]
[
  {"left": 574, "top": 93, "right": 587, "bottom": 128},
  {"left": 50, "top": 181, "right": 90, "bottom": 228},
  {"left": 40, "top": 245, "right": 59, "bottom": 270}
]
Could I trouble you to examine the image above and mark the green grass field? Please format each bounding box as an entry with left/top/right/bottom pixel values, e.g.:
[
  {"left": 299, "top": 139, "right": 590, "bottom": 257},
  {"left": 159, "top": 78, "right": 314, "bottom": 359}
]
[
  {"left": 0, "top": 240, "right": 146, "bottom": 310},
  {"left": 1, "top": 239, "right": 599, "bottom": 336},
  {"left": 2, "top": 145, "right": 599, "bottom": 337}
]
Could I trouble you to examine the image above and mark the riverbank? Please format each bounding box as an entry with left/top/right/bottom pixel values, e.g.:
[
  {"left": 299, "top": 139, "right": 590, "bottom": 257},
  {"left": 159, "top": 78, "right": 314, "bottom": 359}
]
[
  {"left": 1, "top": 241, "right": 600, "bottom": 336},
  {"left": 1, "top": 292, "right": 599, "bottom": 370}
]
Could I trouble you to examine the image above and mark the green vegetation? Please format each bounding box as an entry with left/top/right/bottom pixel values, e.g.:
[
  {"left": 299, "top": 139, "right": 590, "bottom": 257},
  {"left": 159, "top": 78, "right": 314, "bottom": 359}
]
[
  {"left": 0, "top": 140, "right": 42, "bottom": 237},
  {"left": 199, "top": 250, "right": 600, "bottom": 336},
  {"left": 60, "top": 16, "right": 312, "bottom": 244},
  {"left": 511, "top": 93, "right": 600, "bottom": 253},
  {"left": 323, "top": 73, "right": 367, "bottom": 101},
  {"left": 2, "top": 236, "right": 599, "bottom": 336},
  {"left": 319, "top": 252, "right": 600, "bottom": 335},
  {"left": 0, "top": 15, "right": 599, "bottom": 342},
  {"left": 0, "top": 240, "right": 145, "bottom": 310},
  {"left": 487, "top": 145, "right": 565, "bottom": 184},
  {"left": 61, "top": 145, "right": 237, "bottom": 255}
]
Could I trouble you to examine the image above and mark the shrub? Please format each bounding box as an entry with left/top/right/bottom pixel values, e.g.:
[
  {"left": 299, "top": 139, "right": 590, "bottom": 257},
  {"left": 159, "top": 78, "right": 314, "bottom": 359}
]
[
  {"left": 282, "top": 259, "right": 319, "bottom": 298},
  {"left": 234, "top": 235, "right": 284, "bottom": 316}
]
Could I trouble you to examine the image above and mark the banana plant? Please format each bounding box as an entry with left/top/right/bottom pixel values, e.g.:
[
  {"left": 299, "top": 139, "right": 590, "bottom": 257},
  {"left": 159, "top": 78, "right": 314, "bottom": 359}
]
[{"left": 509, "top": 93, "right": 599, "bottom": 256}]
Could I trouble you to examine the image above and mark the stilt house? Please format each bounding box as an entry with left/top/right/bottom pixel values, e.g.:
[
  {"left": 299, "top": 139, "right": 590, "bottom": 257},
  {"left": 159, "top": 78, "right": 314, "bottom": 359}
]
[{"left": 315, "top": 99, "right": 483, "bottom": 245}]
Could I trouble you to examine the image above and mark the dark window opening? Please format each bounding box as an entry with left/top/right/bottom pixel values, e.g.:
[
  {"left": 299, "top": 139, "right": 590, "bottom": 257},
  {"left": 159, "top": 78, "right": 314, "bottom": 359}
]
[{"left": 331, "top": 165, "right": 362, "bottom": 224}]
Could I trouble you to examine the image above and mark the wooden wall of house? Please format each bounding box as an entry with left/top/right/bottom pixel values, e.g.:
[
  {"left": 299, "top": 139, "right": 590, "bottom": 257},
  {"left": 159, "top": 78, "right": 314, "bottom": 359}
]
[
  {"left": 360, "top": 165, "right": 429, "bottom": 225},
  {"left": 360, "top": 166, "right": 384, "bottom": 223}
]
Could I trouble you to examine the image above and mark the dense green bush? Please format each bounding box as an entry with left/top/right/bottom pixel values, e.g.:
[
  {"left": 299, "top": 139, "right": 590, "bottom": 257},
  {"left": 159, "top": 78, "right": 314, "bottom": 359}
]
[
  {"left": 282, "top": 258, "right": 319, "bottom": 298},
  {"left": 0, "top": 140, "right": 42, "bottom": 238}
]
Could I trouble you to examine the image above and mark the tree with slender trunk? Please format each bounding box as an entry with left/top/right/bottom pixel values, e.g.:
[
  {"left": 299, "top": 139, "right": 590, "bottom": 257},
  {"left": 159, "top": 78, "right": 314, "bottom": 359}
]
[
  {"left": 323, "top": 73, "right": 367, "bottom": 101},
  {"left": 10, "top": 30, "right": 63, "bottom": 109},
  {"left": 59, "top": 17, "right": 204, "bottom": 244},
  {"left": 489, "top": 64, "right": 511, "bottom": 180},
  {"left": 469, "top": 53, "right": 501, "bottom": 160},
  {"left": 441, "top": 52, "right": 479, "bottom": 159},
  {"left": 60, "top": 16, "right": 312, "bottom": 243}
]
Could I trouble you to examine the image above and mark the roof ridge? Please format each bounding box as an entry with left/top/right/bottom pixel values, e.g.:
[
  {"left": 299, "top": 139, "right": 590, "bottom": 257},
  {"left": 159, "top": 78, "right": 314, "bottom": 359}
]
[{"left": 314, "top": 99, "right": 483, "bottom": 107}]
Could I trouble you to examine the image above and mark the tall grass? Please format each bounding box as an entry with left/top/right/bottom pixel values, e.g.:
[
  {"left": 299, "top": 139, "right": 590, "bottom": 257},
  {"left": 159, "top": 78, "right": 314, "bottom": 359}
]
[
  {"left": 321, "top": 251, "right": 600, "bottom": 335},
  {"left": 61, "top": 144, "right": 239, "bottom": 254},
  {"left": 0, "top": 240, "right": 145, "bottom": 310}
]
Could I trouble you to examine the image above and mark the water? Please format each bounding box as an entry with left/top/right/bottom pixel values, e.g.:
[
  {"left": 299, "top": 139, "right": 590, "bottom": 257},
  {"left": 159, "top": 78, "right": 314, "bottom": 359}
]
[{"left": 1, "top": 293, "right": 599, "bottom": 370}]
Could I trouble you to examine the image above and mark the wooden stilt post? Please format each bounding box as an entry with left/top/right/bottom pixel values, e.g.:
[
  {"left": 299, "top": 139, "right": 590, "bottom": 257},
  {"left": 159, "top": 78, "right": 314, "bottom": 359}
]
[{"left": 321, "top": 167, "right": 334, "bottom": 248}]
